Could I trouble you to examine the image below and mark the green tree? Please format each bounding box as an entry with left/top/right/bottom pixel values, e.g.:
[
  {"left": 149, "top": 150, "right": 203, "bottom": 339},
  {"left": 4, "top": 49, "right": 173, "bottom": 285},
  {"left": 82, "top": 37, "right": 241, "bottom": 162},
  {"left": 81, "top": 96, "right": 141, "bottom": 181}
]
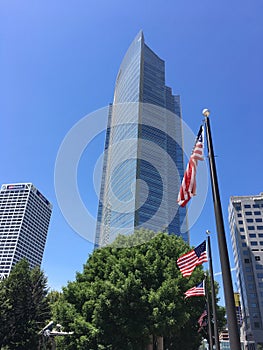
[
  {"left": 52, "top": 230, "right": 224, "bottom": 349},
  {"left": 0, "top": 259, "right": 50, "bottom": 349}
]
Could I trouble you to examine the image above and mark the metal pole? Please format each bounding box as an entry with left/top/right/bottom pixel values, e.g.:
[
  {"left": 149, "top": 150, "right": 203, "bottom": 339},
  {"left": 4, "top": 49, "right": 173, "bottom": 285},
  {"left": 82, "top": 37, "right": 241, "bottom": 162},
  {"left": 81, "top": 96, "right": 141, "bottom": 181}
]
[
  {"left": 203, "top": 109, "right": 241, "bottom": 350},
  {"left": 206, "top": 231, "right": 220, "bottom": 350},
  {"left": 205, "top": 275, "right": 213, "bottom": 350}
]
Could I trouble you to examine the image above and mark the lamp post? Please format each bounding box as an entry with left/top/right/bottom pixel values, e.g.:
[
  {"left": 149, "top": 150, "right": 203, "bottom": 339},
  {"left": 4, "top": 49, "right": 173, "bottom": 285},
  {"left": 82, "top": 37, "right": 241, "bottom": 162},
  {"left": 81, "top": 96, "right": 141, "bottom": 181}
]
[{"left": 202, "top": 108, "right": 241, "bottom": 350}]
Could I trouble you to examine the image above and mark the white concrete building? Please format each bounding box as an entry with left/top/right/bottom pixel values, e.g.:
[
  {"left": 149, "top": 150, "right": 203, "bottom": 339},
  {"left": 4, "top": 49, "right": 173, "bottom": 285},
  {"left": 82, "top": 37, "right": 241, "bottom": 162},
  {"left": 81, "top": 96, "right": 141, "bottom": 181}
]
[{"left": 0, "top": 183, "right": 52, "bottom": 279}]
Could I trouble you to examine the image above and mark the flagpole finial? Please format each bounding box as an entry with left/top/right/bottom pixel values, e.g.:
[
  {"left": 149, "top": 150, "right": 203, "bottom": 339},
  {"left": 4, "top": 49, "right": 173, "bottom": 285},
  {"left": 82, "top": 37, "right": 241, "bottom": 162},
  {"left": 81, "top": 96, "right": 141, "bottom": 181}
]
[
  {"left": 206, "top": 230, "right": 211, "bottom": 235},
  {"left": 202, "top": 108, "right": 210, "bottom": 117}
]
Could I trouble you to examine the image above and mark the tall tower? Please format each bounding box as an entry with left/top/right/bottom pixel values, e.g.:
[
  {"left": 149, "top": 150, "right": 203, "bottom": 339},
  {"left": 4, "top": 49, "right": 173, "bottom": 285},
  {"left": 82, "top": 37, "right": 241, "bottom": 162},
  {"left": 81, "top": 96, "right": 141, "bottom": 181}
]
[
  {"left": 229, "top": 193, "right": 263, "bottom": 348},
  {"left": 0, "top": 183, "right": 52, "bottom": 279},
  {"left": 96, "top": 31, "right": 188, "bottom": 247}
]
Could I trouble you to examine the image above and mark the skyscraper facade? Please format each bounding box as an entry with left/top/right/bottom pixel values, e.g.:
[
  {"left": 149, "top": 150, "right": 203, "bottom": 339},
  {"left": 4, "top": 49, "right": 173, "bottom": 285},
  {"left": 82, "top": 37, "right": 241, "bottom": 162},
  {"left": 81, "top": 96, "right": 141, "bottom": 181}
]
[
  {"left": 0, "top": 183, "right": 52, "bottom": 279},
  {"left": 95, "top": 31, "right": 188, "bottom": 247},
  {"left": 229, "top": 193, "right": 263, "bottom": 349}
]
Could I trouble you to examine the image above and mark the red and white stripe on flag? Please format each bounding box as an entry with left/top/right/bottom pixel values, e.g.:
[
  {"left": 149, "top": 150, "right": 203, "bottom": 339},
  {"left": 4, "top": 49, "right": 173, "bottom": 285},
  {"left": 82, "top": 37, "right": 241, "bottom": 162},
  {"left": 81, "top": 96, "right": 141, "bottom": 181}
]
[
  {"left": 184, "top": 281, "right": 205, "bottom": 298},
  {"left": 177, "top": 125, "right": 204, "bottom": 207},
  {"left": 177, "top": 240, "right": 208, "bottom": 277}
]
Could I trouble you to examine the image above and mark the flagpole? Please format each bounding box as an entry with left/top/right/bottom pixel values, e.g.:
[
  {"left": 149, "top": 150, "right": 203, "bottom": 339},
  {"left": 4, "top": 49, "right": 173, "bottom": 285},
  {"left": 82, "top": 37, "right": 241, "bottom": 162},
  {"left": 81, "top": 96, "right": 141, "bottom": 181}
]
[
  {"left": 206, "top": 230, "right": 220, "bottom": 350},
  {"left": 203, "top": 109, "right": 241, "bottom": 350},
  {"left": 205, "top": 275, "right": 213, "bottom": 350}
]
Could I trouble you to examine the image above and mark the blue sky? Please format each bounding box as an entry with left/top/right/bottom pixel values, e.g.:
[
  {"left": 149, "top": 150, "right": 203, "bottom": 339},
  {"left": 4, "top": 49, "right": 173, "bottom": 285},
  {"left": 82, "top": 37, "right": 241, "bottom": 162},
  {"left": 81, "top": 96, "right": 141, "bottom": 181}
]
[{"left": 1, "top": 0, "right": 263, "bottom": 304}]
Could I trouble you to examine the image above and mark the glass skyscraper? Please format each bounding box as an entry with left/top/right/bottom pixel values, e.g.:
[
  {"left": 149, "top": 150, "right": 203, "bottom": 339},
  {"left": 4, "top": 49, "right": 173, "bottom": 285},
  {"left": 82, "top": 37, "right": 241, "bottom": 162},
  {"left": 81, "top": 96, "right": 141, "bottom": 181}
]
[{"left": 95, "top": 31, "right": 188, "bottom": 247}]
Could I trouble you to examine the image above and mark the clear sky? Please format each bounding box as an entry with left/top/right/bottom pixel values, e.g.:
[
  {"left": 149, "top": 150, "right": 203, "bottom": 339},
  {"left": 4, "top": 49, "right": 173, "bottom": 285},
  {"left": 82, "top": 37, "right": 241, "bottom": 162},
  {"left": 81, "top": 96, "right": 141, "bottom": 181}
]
[{"left": 1, "top": 0, "right": 263, "bottom": 305}]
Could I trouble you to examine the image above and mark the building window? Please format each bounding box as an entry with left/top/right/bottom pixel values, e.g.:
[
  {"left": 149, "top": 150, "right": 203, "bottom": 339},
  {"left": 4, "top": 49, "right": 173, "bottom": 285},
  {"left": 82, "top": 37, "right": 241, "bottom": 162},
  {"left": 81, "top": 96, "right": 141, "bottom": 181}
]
[
  {"left": 242, "top": 243, "right": 247, "bottom": 247},
  {"left": 256, "top": 265, "right": 263, "bottom": 270},
  {"left": 238, "top": 220, "right": 243, "bottom": 224},
  {"left": 249, "top": 293, "right": 256, "bottom": 298},
  {"left": 254, "top": 211, "right": 261, "bottom": 215},
  {"left": 244, "top": 259, "right": 250, "bottom": 263},
  {"left": 245, "top": 267, "right": 252, "bottom": 272},
  {"left": 255, "top": 256, "right": 261, "bottom": 261},
  {"left": 245, "top": 211, "right": 252, "bottom": 215},
  {"left": 255, "top": 218, "right": 262, "bottom": 222},
  {"left": 248, "top": 226, "right": 255, "bottom": 230},
  {"left": 247, "top": 219, "right": 253, "bottom": 223},
  {"left": 249, "top": 234, "right": 256, "bottom": 238},
  {"left": 253, "top": 204, "right": 260, "bottom": 208},
  {"left": 240, "top": 228, "right": 245, "bottom": 232},
  {"left": 237, "top": 213, "right": 242, "bottom": 217},
  {"left": 244, "top": 205, "right": 251, "bottom": 208},
  {"left": 241, "top": 235, "right": 246, "bottom": 239},
  {"left": 251, "top": 242, "right": 258, "bottom": 246},
  {"left": 257, "top": 226, "right": 263, "bottom": 230},
  {"left": 257, "top": 273, "right": 263, "bottom": 278}
]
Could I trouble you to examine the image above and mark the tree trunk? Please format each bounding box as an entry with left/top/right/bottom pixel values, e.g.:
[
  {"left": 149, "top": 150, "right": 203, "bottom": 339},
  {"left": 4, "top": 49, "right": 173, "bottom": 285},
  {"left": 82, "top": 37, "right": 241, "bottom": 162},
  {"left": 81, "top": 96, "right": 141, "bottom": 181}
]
[
  {"left": 146, "top": 334, "right": 153, "bottom": 350},
  {"left": 156, "top": 336, "right": 163, "bottom": 350}
]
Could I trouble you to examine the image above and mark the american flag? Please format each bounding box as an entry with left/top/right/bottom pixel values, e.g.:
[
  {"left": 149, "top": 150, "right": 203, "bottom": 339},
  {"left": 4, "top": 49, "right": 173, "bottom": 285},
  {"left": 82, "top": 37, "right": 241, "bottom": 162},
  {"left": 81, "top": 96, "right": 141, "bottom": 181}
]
[
  {"left": 177, "top": 240, "right": 208, "bottom": 277},
  {"left": 184, "top": 281, "right": 205, "bottom": 299},
  {"left": 177, "top": 125, "right": 204, "bottom": 207},
  {"left": 198, "top": 309, "right": 208, "bottom": 327},
  {"left": 198, "top": 320, "right": 208, "bottom": 333}
]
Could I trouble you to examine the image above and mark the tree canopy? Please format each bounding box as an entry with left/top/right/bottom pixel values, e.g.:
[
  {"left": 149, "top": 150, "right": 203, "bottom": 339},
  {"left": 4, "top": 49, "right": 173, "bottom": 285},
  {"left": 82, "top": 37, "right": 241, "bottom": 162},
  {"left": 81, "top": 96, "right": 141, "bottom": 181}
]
[
  {"left": 0, "top": 259, "right": 50, "bottom": 349},
  {"left": 52, "top": 230, "right": 224, "bottom": 349}
]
